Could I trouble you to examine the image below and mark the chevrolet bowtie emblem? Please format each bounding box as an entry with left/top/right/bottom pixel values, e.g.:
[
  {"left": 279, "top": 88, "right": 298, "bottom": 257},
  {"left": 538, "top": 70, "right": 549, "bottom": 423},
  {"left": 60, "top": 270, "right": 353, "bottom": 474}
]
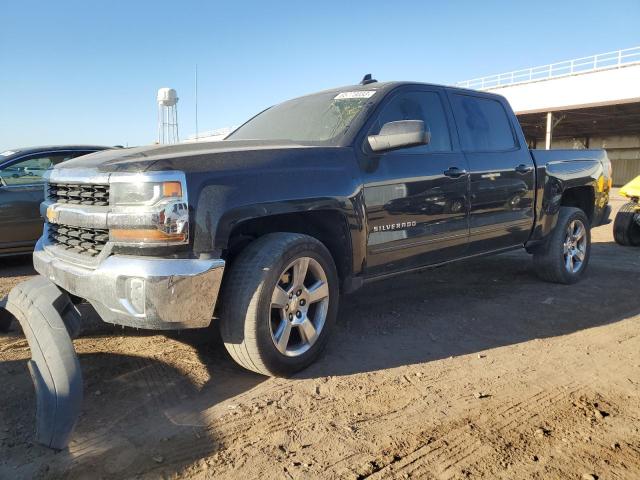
[{"left": 46, "top": 205, "right": 59, "bottom": 223}]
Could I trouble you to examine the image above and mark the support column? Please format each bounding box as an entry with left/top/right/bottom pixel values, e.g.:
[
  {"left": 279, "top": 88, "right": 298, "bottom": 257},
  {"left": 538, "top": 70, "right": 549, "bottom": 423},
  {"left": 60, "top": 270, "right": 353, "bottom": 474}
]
[{"left": 545, "top": 112, "right": 553, "bottom": 150}]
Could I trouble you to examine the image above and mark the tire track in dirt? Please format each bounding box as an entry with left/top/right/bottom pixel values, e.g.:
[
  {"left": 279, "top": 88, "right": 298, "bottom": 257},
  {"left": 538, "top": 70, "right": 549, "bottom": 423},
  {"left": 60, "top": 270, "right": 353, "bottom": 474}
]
[
  {"left": 348, "top": 383, "right": 582, "bottom": 479},
  {"left": 407, "top": 388, "right": 639, "bottom": 480},
  {"left": 60, "top": 357, "right": 208, "bottom": 476},
  {"left": 62, "top": 354, "right": 310, "bottom": 477}
]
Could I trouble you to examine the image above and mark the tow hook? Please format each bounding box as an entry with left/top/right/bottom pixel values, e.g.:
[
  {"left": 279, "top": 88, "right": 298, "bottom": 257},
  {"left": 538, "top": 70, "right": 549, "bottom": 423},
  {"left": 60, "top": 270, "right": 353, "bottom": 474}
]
[{"left": 2, "top": 276, "right": 83, "bottom": 450}]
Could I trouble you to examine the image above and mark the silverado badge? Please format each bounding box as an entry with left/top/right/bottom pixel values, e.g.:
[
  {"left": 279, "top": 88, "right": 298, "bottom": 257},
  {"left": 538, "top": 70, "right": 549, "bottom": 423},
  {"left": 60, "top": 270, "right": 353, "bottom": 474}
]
[{"left": 373, "top": 221, "right": 417, "bottom": 233}]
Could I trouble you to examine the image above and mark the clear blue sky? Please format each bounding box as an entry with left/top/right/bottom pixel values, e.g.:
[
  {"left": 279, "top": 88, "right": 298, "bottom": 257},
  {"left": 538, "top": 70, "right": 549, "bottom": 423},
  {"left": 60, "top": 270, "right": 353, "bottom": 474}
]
[{"left": 2, "top": 0, "right": 639, "bottom": 151}]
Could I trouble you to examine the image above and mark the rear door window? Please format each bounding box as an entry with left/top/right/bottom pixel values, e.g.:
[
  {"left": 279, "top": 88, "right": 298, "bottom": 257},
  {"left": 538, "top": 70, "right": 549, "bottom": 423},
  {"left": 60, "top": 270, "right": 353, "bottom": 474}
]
[{"left": 450, "top": 94, "right": 516, "bottom": 152}]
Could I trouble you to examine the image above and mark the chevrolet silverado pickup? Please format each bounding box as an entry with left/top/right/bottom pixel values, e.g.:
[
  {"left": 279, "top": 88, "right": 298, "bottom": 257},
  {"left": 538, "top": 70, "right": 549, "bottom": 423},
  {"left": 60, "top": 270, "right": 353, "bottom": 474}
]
[{"left": 2, "top": 78, "right": 612, "bottom": 448}]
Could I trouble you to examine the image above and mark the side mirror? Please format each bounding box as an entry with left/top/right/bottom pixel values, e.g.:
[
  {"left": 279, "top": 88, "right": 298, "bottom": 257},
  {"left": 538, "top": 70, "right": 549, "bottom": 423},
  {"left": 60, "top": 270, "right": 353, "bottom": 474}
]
[{"left": 368, "top": 120, "right": 430, "bottom": 153}]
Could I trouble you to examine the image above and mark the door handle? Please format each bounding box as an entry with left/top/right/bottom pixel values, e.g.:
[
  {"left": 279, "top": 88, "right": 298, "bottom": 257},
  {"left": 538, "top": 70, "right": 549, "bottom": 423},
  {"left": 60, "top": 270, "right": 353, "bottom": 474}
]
[
  {"left": 515, "top": 164, "right": 533, "bottom": 174},
  {"left": 444, "top": 167, "right": 468, "bottom": 178}
]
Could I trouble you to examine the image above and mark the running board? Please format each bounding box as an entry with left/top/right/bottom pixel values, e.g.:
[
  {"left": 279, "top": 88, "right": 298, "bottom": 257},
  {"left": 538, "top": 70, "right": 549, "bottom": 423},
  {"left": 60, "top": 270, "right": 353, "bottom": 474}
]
[{"left": 2, "top": 276, "right": 83, "bottom": 450}]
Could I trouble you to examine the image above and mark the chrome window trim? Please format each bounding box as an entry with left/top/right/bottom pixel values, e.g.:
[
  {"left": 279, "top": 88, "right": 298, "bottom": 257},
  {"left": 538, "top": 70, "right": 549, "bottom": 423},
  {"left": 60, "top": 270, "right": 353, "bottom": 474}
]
[
  {"left": 0, "top": 149, "right": 98, "bottom": 168},
  {"left": 0, "top": 183, "right": 45, "bottom": 189}
]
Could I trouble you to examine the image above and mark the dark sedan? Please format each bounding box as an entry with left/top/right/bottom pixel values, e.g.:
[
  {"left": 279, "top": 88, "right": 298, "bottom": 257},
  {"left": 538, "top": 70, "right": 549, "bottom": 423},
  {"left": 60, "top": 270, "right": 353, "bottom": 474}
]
[{"left": 0, "top": 145, "right": 112, "bottom": 256}]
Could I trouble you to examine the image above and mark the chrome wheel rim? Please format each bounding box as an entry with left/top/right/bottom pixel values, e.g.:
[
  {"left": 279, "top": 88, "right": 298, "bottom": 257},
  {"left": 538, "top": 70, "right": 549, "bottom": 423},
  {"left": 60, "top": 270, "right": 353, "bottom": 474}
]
[
  {"left": 269, "top": 257, "right": 329, "bottom": 357},
  {"left": 563, "top": 219, "right": 587, "bottom": 273}
]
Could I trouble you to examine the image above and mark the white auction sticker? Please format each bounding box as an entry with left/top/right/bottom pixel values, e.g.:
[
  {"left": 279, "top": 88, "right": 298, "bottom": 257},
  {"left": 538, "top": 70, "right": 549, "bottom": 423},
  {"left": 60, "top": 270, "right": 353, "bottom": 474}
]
[{"left": 334, "top": 91, "right": 376, "bottom": 100}]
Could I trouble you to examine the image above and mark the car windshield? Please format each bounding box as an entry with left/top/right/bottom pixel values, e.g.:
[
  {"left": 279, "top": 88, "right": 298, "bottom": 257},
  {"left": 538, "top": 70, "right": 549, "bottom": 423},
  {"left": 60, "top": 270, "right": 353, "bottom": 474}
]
[{"left": 227, "top": 90, "right": 376, "bottom": 145}]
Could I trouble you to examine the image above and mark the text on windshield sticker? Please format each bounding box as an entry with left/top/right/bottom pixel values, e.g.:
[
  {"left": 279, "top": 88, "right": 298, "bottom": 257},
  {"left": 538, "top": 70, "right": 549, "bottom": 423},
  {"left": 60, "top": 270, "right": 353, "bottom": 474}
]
[{"left": 334, "top": 91, "right": 376, "bottom": 100}]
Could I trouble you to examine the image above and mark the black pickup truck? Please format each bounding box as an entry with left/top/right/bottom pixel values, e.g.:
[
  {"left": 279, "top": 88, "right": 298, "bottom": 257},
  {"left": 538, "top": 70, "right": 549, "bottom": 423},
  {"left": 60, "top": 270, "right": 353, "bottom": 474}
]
[{"left": 2, "top": 79, "right": 612, "bottom": 448}]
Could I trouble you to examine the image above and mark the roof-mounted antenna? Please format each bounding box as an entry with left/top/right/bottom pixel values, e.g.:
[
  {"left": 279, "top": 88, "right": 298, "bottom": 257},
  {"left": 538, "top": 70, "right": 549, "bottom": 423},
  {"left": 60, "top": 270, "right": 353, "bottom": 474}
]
[{"left": 360, "top": 73, "right": 377, "bottom": 85}]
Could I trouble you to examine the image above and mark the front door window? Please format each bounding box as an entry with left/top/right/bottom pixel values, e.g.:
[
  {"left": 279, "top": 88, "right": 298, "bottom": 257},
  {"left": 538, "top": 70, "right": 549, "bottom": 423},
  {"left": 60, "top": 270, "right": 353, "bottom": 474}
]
[{"left": 0, "top": 153, "right": 81, "bottom": 186}]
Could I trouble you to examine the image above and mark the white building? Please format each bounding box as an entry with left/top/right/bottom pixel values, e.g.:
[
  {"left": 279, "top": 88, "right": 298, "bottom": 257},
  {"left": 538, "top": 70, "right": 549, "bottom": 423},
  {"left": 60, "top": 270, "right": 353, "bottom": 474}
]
[{"left": 183, "top": 126, "right": 236, "bottom": 143}]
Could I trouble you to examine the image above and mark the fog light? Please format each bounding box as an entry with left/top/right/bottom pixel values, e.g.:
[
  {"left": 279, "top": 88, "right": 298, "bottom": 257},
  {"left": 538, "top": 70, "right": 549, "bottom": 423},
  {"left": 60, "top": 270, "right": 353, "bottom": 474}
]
[{"left": 127, "top": 278, "right": 145, "bottom": 314}]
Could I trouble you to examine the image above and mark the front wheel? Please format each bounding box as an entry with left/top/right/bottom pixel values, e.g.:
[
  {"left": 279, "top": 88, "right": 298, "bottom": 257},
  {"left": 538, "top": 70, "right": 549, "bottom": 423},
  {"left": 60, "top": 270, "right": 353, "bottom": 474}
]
[
  {"left": 219, "top": 233, "right": 339, "bottom": 377},
  {"left": 533, "top": 207, "right": 591, "bottom": 284},
  {"left": 613, "top": 202, "right": 640, "bottom": 246}
]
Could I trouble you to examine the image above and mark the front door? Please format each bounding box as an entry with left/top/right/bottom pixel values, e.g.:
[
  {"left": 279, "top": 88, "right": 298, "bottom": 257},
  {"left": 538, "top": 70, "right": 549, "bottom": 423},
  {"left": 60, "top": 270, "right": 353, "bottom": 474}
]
[{"left": 361, "top": 87, "right": 470, "bottom": 276}]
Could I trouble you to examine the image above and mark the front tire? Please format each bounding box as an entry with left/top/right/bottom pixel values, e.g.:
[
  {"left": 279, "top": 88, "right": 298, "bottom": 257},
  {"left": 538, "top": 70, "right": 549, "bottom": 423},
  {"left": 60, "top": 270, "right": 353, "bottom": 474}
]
[
  {"left": 219, "top": 233, "right": 339, "bottom": 377},
  {"left": 533, "top": 207, "right": 591, "bottom": 284},
  {"left": 613, "top": 202, "right": 640, "bottom": 246}
]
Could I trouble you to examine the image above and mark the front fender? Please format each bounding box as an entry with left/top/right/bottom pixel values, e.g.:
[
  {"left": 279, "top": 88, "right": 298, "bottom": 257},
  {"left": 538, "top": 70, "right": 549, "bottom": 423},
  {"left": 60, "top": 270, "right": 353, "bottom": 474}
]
[{"left": 188, "top": 151, "right": 367, "bottom": 275}]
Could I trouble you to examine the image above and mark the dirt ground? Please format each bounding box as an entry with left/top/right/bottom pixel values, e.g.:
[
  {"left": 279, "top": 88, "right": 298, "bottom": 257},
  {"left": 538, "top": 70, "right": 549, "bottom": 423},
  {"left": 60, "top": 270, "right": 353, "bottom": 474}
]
[{"left": 1, "top": 192, "right": 639, "bottom": 480}]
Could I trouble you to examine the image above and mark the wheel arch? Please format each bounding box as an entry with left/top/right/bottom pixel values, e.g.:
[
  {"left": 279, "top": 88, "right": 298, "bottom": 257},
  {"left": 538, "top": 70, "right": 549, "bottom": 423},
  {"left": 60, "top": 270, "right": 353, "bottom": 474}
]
[
  {"left": 560, "top": 185, "right": 595, "bottom": 224},
  {"left": 221, "top": 209, "right": 354, "bottom": 290},
  {"left": 527, "top": 175, "right": 599, "bottom": 251}
]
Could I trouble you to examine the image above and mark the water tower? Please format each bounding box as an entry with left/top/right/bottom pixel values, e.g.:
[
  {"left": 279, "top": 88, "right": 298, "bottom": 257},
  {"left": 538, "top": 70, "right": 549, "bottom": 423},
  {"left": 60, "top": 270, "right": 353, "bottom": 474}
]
[{"left": 157, "top": 88, "right": 179, "bottom": 144}]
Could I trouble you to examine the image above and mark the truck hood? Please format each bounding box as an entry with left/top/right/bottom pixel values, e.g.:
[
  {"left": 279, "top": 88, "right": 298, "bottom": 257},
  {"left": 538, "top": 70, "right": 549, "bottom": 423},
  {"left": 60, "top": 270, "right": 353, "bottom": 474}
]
[{"left": 55, "top": 140, "right": 315, "bottom": 174}]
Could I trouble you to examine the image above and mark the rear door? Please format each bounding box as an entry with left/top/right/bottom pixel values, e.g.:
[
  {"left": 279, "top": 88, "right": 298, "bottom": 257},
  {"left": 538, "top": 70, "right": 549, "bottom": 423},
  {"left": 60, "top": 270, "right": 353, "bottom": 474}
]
[
  {"left": 448, "top": 92, "right": 535, "bottom": 253},
  {"left": 0, "top": 151, "right": 93, "bottom": 250},
  {"left": 361, "top": 86, "right": 470, "bottom": 276}
]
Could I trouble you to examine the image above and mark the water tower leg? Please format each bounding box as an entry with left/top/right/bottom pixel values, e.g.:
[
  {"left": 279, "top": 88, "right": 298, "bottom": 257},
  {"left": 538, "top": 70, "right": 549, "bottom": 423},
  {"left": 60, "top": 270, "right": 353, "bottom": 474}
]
[
  {"left": 158, "top": 105, "right": 162, "bottom": 144},
  {"left": 174, "top": 105, "right": 179, "bottom": 143}
]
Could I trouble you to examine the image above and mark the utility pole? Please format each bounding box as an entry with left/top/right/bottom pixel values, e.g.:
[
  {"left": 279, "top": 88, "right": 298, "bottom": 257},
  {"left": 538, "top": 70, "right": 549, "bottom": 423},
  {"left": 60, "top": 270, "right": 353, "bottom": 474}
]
[{"left": 195, "top": 64, "right": 199, "bottom": 141}]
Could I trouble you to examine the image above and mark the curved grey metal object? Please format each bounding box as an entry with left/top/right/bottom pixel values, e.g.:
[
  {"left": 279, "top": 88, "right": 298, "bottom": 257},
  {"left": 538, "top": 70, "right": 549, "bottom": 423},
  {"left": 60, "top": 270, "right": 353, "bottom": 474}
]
[{"left": 4, "top": 275, "right": 83, "bottom": 450}]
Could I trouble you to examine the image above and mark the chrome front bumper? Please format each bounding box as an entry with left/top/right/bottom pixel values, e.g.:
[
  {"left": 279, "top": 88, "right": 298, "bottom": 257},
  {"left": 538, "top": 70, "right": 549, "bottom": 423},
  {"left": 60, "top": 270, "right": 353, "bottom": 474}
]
[{"left": 33, "top": 240, "right": 225, "bottom": 330}]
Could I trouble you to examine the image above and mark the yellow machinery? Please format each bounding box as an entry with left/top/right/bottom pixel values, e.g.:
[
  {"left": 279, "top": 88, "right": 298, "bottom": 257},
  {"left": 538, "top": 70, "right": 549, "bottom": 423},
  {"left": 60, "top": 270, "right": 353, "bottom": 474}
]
[{"left": 614, "top": 175, "right": 640, "bottom": 246}]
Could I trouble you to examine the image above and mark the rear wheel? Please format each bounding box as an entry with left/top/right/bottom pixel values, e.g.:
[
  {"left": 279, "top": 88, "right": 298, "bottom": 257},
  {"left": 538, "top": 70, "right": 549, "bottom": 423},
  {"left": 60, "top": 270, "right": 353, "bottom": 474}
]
[
  {"left": 219, "top": 233, "right": 339, "bottom": 377},
  {"left": 533, "top": 207, "right": 591, "bottom": 284},
  {"left": 613, "top": 202, "right": 640, "bottom": 246}
]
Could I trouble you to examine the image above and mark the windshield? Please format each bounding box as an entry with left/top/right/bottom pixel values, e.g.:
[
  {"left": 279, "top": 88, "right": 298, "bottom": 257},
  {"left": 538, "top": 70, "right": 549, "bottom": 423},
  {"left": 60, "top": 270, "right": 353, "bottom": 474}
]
[{"left": 227, "top": 90, "right": 376, "bottom": 145}]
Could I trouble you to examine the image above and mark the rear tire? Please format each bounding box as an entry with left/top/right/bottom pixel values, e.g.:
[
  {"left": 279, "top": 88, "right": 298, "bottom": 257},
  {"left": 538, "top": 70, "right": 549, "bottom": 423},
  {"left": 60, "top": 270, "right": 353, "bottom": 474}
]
[
  {"left": 533, "top": 207, "right": 591, "bottom": 284},
  {"left": 219, "top": 233, "right": 339, "bottom": 377},
  {"left": 613, "top": 202, "right": 640, "bottom": 246}
]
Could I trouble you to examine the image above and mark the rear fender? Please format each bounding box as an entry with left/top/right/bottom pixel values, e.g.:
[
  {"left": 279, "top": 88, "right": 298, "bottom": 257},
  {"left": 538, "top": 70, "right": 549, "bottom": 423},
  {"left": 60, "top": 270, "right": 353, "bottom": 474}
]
[{"left": 527, "top": 153, "right": 606, "bottom": 246}]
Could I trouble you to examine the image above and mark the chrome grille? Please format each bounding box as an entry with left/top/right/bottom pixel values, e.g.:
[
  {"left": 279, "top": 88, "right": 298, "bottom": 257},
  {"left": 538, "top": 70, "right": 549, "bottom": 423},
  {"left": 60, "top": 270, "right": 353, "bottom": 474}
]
[
  {"left": 49, "top": 223, "right": 109, "bottom": 256},
  {"left": 48, "top": 182, "right": 110, "bottom": 206}
]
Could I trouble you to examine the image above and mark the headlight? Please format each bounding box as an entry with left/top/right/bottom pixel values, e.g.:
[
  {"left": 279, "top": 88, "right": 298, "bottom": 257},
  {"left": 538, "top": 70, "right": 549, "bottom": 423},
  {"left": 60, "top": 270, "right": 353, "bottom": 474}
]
[
  {"left": 108, "top": 172, "right": 189, "bottom": 246},
  {"left": 110, "top": 181, "right": 182, "bottom": 206}
]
